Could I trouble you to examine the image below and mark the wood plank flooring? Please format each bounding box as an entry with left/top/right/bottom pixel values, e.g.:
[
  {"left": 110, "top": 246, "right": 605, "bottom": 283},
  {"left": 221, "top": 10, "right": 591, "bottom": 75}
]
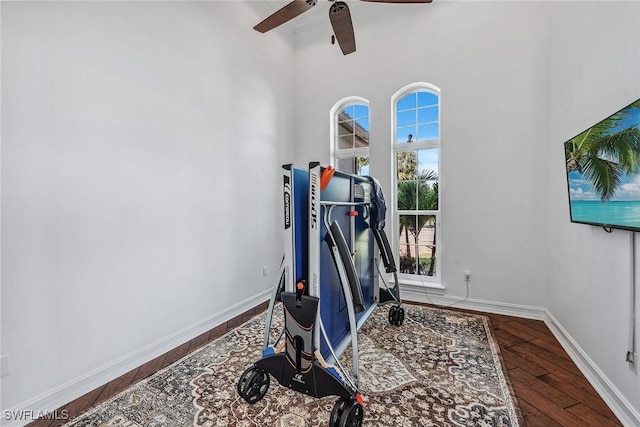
[
  {"left": 26, "top": 303, "right": 622, "bottom": 426},
  {"left": 485, "top": 311, "right": 622, "bottom": 426}
]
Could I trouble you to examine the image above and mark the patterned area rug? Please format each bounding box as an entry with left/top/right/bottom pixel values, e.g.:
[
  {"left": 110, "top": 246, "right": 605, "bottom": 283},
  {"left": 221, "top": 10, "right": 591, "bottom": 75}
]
[{"left": 65, "top": 304, "right": 522, "bottom": 426}]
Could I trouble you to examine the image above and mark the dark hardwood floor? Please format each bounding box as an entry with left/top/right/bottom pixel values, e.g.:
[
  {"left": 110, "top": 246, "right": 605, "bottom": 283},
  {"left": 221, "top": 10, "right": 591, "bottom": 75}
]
[
  {"left": 485, "top": 311, "right": 622, "bottom": 426},
  {"left": 27, "top": 302, "right": 622, "bottom": 426}
]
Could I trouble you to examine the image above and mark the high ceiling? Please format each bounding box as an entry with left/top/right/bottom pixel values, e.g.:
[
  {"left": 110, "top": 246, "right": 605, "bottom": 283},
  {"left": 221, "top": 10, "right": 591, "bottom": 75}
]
[{"left": 255, "top": 0, "right": 374, "bottom": 33}]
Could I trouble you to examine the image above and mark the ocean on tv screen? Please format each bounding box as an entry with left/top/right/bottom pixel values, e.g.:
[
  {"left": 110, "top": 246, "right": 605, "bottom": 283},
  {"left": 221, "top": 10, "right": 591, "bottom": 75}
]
[{"left": 570, "top": 199, "right": 640, "bottom": 228}]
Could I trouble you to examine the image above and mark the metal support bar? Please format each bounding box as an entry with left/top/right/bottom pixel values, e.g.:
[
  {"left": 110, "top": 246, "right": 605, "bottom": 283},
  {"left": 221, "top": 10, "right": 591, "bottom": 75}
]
[
  {"left": 327, "top": 226, "right": 360, "bottom": 387},
  {"left": 318, "top": 318, "right": 357, "bottom": 391},
  {"left": 320, "top": 201, "right": 370, "bottom": 207},
  {"left": 263, "top": 258, "right": 286, "bottom": 351}
]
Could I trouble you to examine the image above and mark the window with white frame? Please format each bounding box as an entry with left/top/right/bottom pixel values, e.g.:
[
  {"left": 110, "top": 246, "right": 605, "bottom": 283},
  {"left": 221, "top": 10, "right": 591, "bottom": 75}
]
[
  {"left": 393, "top": 84, "right": 440, "bottom": 281},
  {"left": 331, "top": 98, "right": 370, "bottom": 176}
]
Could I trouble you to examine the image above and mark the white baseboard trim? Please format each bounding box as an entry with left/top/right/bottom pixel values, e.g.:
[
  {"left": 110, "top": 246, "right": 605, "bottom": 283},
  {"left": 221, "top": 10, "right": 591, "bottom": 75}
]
[
  {"left": 402, "top": 288, "right": 640, "bottom": 426},
  {"left": 1, "top": 290, "right": 271, "bottom": 427},
  {"left": 544, "top": 310, "right": 640, "bottom": 427},
  {"left": 400, "top": 285, "right": 547, "bottom": 320}
]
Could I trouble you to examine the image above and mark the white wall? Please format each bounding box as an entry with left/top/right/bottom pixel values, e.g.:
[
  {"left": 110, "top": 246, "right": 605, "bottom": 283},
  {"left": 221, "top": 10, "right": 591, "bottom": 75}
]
[
  {"left": 545, "top": 1, "right": 640, "bottom": 421},
  {"left": 294, "top": 0, "right": 550, "bottom": 307},
  {"left": 1, "top": 1, "right": 294, "bottom": 414}
]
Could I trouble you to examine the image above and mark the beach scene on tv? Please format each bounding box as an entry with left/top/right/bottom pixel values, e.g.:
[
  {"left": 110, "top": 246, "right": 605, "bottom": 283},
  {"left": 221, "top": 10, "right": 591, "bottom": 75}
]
[{"left": 565, "top": 99, "right": 640, "bottom": 229}]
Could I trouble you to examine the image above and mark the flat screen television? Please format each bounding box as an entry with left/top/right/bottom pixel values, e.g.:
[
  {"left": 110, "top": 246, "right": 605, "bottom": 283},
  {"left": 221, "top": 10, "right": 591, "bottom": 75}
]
[{"left": 565, "top": 97, "right": 640, "bottom": 232}]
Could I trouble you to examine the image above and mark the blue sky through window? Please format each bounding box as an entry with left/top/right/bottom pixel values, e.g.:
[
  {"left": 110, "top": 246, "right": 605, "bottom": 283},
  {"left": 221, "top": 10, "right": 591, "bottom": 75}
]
[
  {"left": 418, "top": 148, "right": 439, "bottom": 176},
  {"left": 396, "top": 91, "right": 439, "bottom": 143},
  {"left": 340, "top": 103, "right": 370, "bottom": 132}
]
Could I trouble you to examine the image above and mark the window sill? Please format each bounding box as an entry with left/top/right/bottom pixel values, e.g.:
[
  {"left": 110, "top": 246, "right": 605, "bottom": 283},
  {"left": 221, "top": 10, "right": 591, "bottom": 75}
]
[{"left": 391, "top": 277, "right": 445, "bottom": 293}]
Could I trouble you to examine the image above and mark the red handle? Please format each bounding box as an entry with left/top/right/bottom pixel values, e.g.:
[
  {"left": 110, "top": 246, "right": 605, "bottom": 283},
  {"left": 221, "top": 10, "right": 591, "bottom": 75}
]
[{"left": 320, "top": 166, "right": 336, "bottom": 190}]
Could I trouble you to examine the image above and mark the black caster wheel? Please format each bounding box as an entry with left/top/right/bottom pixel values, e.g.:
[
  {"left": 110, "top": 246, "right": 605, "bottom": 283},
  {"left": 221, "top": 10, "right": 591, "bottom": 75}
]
[
  {"left": 388, "top": 305, "right": 398, "bottom": 325},
  {"left": 339, "top": 400, "right": 364, "bottom": 427},
  {"left": 237, "top": 366, "right": 270, "bottom": 404},
  {"left": 395, "top": 307, "right": 405, "bottom": 326},
  {"left": 330, "top": 397, "right": 350, "bottom": 427}
]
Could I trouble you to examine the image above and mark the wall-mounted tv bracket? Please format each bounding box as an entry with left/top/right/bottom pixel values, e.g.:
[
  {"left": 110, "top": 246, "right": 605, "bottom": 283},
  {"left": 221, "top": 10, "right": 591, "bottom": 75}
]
[{"left": 593, "top": 224, "right": 637, "bottom": 365}]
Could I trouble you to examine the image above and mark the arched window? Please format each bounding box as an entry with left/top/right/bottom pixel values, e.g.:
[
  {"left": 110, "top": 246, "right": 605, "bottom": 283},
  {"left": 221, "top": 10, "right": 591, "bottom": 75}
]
[
  {"left": 331, "top": 97, "right": 370, "bottom": 175},
  {"left": 392, "top": 83, "right": 441, "bottom": 282}
]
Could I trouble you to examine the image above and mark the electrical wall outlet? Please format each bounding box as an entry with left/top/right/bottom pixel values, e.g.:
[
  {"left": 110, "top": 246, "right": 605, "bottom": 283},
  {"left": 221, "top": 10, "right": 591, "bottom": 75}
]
[
  {"left": 262, "top": 267, "right": 268, "bottom": 277},
  {"left": 464, "top": 271, "right": 471, "bottom": 281}
]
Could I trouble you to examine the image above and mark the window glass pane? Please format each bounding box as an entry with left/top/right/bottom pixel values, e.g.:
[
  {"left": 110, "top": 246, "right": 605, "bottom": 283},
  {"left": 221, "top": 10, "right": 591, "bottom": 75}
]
[
  {"left": 397, "top": 180, "right": 418, "bottom": 210},
  {"left": 417, "top": 106, "right": 438, "bottom": 124},
  {"left": 417, "top": 245, "right": 435, "bottom": 276},
  {"left": 417, "top": 180, "right": 438, "bottom": 210},
  {"left": 397, "top": 151, "right": 417, "bottom": 182},
  {"left": 354, "top": 135, "right": 369, "bottom": 148},
  {"left": 340, "top": 105, "right": 354, "bottom": 119},
  {"left": 417, "top": 148, "right": 439, "bottom": 176},
  {"left": 397, "top": 93, "right": 417, "bottom": 111},
  {"left": 396, "top": 109, "right": 416, "bottom": 127},
  {"left": 400, "top": 255, "right": 417, "bottom": 274},
  {"left": 417, "top": 215, "right": 436, "bottom": 275},
  {"left": 337, "top": 156, "right": 369, "bottom": 175},
  {"left": 353, "top": 104, "right": 368, "bottom": 120},
  {"left": 417, "top": 91, "right": 438, "bottom": 107},
  {"left": 417, "top": 216, "right": 436, "bottom": 245},
  {"left": 337, "top": 157, "right": 356, "bottom": 174},
  {"left": 419, "top": 182, "right": 429, "bottom": 208},
  {"left": 338, "top": 120, "right": 354, "bottom": 136},
  {"left": 398, "top": 215, "right": 417, "bottom": 274},
  {"left": 338, "top": 134, "right": 353, "bottom": 149},
  {"left": 357, "top": 157, "right": 370, "bottom": 176},
  {"left": 418, "top": 218, "right": 435, "bottom": 244},
  {"left": 355, "top": 117, "right": 369, "bottom": 132},
  {"left": 354, "top": 117, "right": 370, "bottom": 148},
  {"left": 396, "top": 126, "right": 416, "bottom": 145},
  {"left": 336, "top": 102, "right": 369, "bottom": 152},
  {"left": 418, "top": 123, "right": 439, "bottom": 140}
]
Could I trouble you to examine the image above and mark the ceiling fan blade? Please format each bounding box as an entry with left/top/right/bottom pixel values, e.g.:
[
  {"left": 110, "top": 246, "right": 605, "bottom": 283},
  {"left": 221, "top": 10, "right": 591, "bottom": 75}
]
[
  {"left": 360, "top": 0, "right": 432, "bottom": 3},
  {"left": 254, "top": 0, "right": 317, "bottom": 33},
  {"left": 329, "top": 1, "right": 356, "bottom": 55}
]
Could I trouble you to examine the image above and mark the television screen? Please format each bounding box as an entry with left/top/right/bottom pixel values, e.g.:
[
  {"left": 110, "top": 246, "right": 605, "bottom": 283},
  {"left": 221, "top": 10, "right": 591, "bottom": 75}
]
[{"left": 565, "top": 97, "right": 640, "bottom": 231}]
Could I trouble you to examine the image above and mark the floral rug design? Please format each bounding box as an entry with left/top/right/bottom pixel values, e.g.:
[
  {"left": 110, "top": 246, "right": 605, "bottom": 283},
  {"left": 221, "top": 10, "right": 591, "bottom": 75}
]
[{"left": 65, "top": 304, "right": 522, "bottom": 426}]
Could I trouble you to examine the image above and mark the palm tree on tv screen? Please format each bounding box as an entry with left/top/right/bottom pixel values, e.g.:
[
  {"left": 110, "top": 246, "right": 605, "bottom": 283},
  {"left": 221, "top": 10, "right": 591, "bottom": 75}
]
[{"left": 565, "top": 101, "right": 640, "bottom": 202}]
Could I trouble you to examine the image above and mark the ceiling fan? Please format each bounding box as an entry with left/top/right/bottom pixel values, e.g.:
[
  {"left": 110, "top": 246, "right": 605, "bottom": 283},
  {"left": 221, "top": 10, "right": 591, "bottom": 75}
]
[{"left": 254, "top": 0, "right": 433, "bottom": 56}]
